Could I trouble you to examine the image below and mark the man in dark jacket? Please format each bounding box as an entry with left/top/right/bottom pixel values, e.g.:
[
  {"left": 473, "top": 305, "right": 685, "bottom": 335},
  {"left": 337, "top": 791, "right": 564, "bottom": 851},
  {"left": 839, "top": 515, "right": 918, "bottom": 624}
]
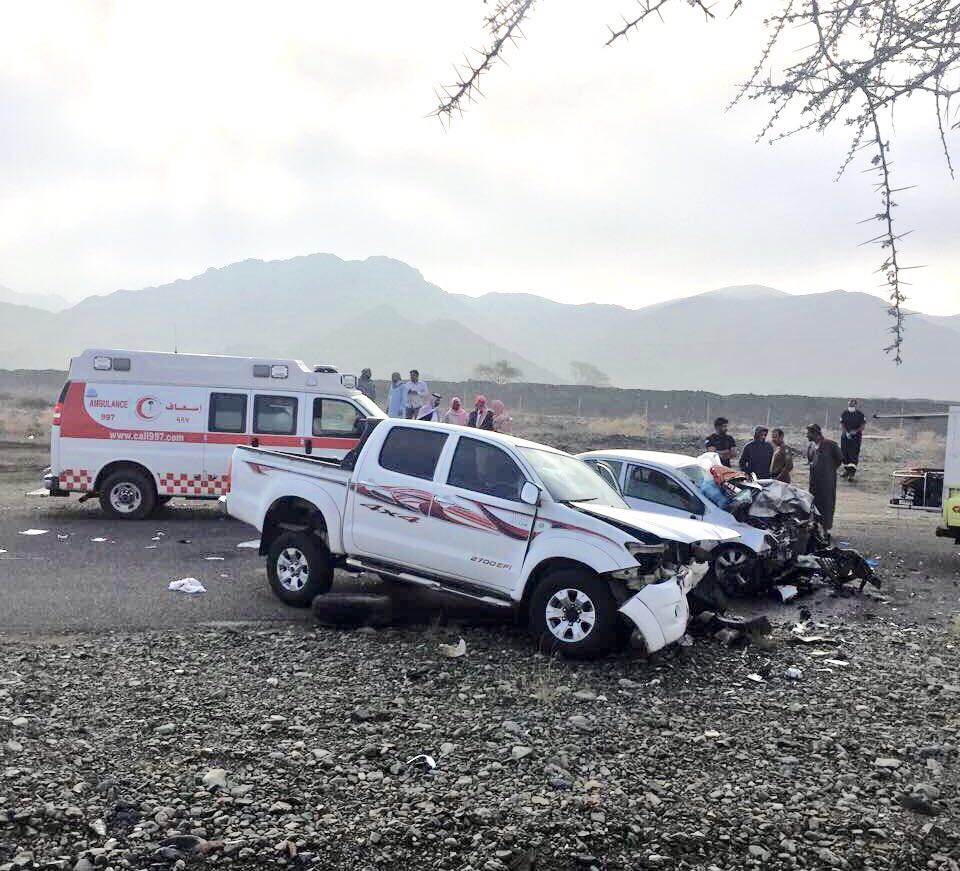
[
  {"left": 806, "top": 423, "right": 843, "bottom": 531},
  {"left": 357, "top": 368, "right": 376, "bottom": 402},
  {"left": 704, "top": 417, "right": 736, "bottom": 467},
  {"left": 739, "top": 426, "right": 773, "bottom": 478}
]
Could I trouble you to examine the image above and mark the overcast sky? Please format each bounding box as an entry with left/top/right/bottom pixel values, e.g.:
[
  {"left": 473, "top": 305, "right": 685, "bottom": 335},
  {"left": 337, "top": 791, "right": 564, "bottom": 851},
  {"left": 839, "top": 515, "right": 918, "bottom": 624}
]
[{"left": 1, "top": 1, "right": 957, "bottom": 314}]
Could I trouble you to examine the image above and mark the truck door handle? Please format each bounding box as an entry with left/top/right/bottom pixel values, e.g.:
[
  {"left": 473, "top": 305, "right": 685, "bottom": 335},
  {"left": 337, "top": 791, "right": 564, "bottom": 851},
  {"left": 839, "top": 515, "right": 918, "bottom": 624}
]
[
  {"left": 251, "top": 437, "right": 259, "bottom": 448},
  {"left": 304, "top": 439, "right": 312, "bottom": 455}
]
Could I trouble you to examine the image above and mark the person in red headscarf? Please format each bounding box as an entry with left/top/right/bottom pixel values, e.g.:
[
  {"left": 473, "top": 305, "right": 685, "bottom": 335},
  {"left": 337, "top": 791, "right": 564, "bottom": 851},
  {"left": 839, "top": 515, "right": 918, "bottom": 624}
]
[
  {"left": 443, "top": 397, "right": 468, "bottom": 426},
  {"left": 491, "top": 399, "right": 513, "bottom": 434},
  {"left": 467, "top": 395, "right": 494, "bottom": 429}
]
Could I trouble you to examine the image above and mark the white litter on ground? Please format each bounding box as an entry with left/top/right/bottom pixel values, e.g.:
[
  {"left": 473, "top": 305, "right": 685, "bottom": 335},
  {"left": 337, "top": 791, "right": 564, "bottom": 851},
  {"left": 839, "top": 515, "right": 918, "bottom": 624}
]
[
  {"left": 57, "top": 534, "right": 70, "bottom": 541},
  {"left": 0, "top": 549, "right": 7, "bottom": 555},
  {"left": 237, "top": 540, "right": 260, "bottom": 549},
  {"left": 405, "top": 754, "right": 437, "bottom": 769},
  {"left": 145, "top": 545, "right": 158, "bottom": 549},
  {"left": 26, "top": 489, "right": 49, "bottom": 497},
  {"left": 19, "top": 529, "right": 48, "bottom": 536},
  {"left": 168, "top": 578, "right": 207, "bottom": 594},
  {"left": 438, "top": 638, "right": 467, "bottom": 659},
  {"left": 203, "top": 556, "right": 225, "bottom": 561},
  {"left": 90, "top": 537, "right": 109, "bottom": 543}
]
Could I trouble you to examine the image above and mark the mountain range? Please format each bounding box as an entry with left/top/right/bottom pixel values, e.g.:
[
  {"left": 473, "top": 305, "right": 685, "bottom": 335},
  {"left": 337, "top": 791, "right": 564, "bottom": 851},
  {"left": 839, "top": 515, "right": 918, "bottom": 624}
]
[{"left": 1, "top": 253, "right": 957, "bottom": 400}]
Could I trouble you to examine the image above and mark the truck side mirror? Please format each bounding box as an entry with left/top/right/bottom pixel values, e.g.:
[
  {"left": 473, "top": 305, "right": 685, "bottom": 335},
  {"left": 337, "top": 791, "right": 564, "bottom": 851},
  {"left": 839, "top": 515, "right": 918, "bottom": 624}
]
[{"left": 520, "top": 482, "right": 541, "bottom": 507}]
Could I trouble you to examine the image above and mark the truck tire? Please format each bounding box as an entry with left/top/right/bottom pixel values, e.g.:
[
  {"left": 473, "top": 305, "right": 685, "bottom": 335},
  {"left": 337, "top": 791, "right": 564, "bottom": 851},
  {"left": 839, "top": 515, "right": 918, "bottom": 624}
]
[
  {"left": 99, "top": 467, "right": 157, "bottom": 520},
  {"left": 267, "top": 531, "right": 333, "bottom": 607},
  {"left": 312, "top": 593, "right": 393, "bottom": 628},
  {"left": 529, "top": 569, "right": 621, "bottom": 659}
]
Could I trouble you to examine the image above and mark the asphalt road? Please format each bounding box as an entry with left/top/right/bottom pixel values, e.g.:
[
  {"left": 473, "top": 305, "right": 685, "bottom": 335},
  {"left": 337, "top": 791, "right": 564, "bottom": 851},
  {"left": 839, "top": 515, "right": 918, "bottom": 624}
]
[{"left": 0, "top": 483, "right": 505, "bottom": 632}]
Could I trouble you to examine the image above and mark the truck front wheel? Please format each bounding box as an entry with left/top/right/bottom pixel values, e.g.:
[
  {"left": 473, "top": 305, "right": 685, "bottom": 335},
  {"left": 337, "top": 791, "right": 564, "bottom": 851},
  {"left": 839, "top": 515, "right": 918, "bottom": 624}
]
[
  {"left": 267, "top": 531, "right": 334, "bottom": 607},
  {"left": 529, "top": 569, "right": 621, "bottom": 659},
  {"left": 99, "top": 467, "right": 157, "bottom": 520}
]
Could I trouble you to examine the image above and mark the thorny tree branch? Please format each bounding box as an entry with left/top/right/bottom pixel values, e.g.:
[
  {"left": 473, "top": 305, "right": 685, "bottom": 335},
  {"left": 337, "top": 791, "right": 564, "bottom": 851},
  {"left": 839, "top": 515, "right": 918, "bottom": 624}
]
[{"left": 437, "top": 0, "right": 960, "bottom": 361}]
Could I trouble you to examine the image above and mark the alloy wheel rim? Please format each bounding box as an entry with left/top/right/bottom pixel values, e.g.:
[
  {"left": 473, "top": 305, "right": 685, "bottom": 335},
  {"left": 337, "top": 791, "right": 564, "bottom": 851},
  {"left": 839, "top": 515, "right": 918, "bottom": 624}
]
[
  {"left": 545, "top": 588, "right": 596, "bottom": 643},
  {"left": 276, "top": 547, "right": 309, "bottom": 591}
]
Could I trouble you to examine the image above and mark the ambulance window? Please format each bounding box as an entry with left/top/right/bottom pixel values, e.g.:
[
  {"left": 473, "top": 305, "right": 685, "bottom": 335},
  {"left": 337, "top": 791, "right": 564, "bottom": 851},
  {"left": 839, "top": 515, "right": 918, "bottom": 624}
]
[
  {"left": 313, "top": 399, "right": 362, "bottom": 437},
  {"left": 209, "top": 393, "right": 247, "bottom": 433},
  {"left": 254, "top": 395, "right": 298, "bottom": 435}
]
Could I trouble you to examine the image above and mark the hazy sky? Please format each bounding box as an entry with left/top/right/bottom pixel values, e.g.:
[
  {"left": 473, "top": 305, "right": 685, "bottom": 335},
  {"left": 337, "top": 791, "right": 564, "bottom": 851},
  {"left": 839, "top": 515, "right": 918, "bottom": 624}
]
[{"left": 1, "top": 1, "right": 958, "bottom": 314}]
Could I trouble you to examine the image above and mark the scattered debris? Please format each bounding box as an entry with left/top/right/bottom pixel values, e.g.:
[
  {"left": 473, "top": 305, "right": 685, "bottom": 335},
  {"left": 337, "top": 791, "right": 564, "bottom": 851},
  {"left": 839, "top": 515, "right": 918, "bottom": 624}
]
[
  {"left": 168, "top": 578, "right": 207, "bottom": 594},
  {"left": 824, "top": 659, "right": 850, "bottom": 667},
  {"left": 746, "top": 673, "right": 765, "bottom": 683},
  {"left": 177, "top": 538, "right": 192, "bottom": 544},
  {"left": 90, "top": 537, "right": 109, "bottom": 543},
  {"left": 18, "top": 529, "right": 48, "bottom": 536},
  {"left": 57, "top": 533, "right": 69, "bottom": 541},
  {"left": 237, "top": 539, "right": 260, "bottom": 549},
  {"left": 438, "top": 638, "right": 467, "bottom": 658},
  {"left": 203, "top": 556, "right": 225, "bottom": 561},
  {"left": 406, "top": 754, "right": 437, "bottom": 770},
  {"left": 785, "top": 666, "right": 803, "bottom": 680},
  {"left": 773, "top": 584, "right": 798, "bottom": 602},
  {"left": 678, "top": 633, "right": 694, "bottom": 647}
]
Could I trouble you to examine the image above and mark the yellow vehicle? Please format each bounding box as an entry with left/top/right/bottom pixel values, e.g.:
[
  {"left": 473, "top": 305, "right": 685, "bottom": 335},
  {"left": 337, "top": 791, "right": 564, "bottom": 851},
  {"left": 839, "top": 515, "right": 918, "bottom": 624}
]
[{"left": 878, "top": 407, "right": 960, "bottom": 543}]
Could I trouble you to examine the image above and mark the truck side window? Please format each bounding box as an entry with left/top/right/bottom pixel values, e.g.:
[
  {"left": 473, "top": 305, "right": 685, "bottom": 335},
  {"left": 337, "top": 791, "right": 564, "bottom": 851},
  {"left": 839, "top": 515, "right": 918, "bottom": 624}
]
[
  {"left": 313, "top": 398, "right": 362, "bottom": 437},
  {"left": 209, "top": 393, "right": 247, "bottom": 433},
  {"left": 254, "top": 395, "right": 298, "bottom": 435},
  {"left": 448, "top": 437, "right": 527, "bottom": 501},
  {"left": 378, "top": 427, "right": 447, "bottom": 480}
]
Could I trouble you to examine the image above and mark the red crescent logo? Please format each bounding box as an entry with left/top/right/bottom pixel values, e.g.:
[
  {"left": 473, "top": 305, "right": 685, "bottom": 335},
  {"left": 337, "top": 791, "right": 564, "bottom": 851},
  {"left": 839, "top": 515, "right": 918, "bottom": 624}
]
[{"left": 135, "top": 396, "right": 162, "bottom": 420}]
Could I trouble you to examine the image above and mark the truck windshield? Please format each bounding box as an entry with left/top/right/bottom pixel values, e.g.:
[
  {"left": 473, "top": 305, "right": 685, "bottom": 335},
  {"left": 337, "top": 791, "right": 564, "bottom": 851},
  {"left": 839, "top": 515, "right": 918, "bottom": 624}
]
[{"left": 520, "top": 448, "right": 628, "bottom": 508}]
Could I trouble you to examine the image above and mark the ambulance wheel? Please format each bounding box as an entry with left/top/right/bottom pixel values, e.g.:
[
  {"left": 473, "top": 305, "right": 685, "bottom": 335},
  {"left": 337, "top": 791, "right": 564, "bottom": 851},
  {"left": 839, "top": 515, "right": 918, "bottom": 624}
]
[
  {"left": 99, "top": 467, "right": 157, "bottom": 520},
  {"left": 267, "top": 531, "right": 334, "bottom": 607},
  {"left": 529, "top": 569, "right": 620, "bottom": 659}
]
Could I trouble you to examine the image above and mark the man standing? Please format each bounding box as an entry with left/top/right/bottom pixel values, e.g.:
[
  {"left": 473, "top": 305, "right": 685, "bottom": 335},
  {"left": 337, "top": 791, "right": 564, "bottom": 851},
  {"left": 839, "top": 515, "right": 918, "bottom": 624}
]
[
  {"left": 704, "top": 417, "right": 736, "bottom": 467},
  {"left": 386, "top": 372, "right": 405, "bottom": 418},
  {"left": 806, "top": 423, "right": 843, "bottom": 531},
  {"left": 357, "top": 368, "right": 376, "bottom": 402},
  {"left": 770, "top": 428, "right": 793, "bottom": 483},
  {"left": 840, "top": 398, "right": 866, "bottom": 481},
  {"left": 739, "top": 426, "right": 773, "bottom": 478},
  {"left": 404, "top": 369, "right": 429, "bottom": 420}
]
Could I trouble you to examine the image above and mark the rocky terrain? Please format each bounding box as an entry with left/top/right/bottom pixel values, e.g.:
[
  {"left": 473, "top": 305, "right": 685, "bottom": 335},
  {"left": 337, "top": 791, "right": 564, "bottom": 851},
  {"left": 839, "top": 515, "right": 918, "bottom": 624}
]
[{"left": 2, "top": 615, "right": 958, "bottom": 871}]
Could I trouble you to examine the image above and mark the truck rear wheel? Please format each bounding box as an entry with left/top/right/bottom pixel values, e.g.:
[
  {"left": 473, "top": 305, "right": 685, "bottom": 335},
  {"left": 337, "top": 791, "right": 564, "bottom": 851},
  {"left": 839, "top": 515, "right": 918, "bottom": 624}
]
[
  {"left": 99, "top": 468, "right": 157, "bottom": 520},
  {"left": 529, "top": 569, "right": 621, "bottom": 659},
  {"left": 267, "top": 531, "right": 334, "bottom": 607}
]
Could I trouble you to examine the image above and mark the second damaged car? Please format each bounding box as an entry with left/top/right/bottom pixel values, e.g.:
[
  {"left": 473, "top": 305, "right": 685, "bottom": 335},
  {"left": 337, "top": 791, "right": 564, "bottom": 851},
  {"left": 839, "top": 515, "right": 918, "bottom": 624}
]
[
  {"left": 227, "top": 420, "right": 739, "bottom": 658},
  {"left": 579, "top": 449, "right": 822, "bottom": 596}
]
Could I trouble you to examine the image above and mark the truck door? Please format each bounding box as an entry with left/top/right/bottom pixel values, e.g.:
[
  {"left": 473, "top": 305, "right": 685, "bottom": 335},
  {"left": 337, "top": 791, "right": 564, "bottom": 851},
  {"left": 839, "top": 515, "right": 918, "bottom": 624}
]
[
  {"left": 348, "top": 426, "right": 449, "bottom": 571},
  {"left": 429, "top": 435, "right": 535, "bottom": 592}
]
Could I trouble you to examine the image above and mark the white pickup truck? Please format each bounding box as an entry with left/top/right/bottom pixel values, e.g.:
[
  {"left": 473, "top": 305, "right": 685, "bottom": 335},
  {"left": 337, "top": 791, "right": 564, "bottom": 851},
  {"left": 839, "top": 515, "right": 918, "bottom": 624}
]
[{"left": 226, "top": 419, "right": 739, "bottom": 657}]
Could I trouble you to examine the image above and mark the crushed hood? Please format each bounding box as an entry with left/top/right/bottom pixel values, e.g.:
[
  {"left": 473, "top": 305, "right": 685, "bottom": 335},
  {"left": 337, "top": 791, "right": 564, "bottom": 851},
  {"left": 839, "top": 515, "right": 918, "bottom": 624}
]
[{"left": 571, "top": 502, "right": 740, "bottom": 544}]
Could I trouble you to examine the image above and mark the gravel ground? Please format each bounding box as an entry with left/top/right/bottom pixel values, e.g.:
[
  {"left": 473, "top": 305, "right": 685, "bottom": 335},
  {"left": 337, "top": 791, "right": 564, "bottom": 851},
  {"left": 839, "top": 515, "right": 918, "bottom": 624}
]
[{"left": 2, "top": 617, "right": 959, "bottom": 871}]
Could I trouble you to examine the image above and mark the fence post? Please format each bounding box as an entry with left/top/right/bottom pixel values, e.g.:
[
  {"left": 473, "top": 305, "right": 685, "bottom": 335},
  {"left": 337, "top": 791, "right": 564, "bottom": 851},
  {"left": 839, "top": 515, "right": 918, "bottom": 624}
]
[
  {"left": 577, "top": 396, "right": 582, "bottom": 417},
  {"left": 824, "top": 408, "right": 829, "bottom": 430}
]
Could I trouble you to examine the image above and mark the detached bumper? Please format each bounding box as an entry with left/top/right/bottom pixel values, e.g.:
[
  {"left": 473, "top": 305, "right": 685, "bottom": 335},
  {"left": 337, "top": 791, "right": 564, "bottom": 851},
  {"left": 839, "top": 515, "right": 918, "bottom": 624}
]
[{"left": 619, "top": 578, "right": 690, "bottom": 653}]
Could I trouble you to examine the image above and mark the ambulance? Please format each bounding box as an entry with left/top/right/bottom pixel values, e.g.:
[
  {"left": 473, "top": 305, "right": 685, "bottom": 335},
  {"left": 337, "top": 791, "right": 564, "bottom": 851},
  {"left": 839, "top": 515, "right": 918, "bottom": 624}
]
[{"left": 45, "top": 349, "right": 383, "bottom": 519}]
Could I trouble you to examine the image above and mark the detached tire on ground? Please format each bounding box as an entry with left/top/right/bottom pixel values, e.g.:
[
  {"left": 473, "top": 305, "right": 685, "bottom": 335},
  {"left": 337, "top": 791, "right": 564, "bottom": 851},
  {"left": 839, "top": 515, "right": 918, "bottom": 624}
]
[
  {"left": 98, "top": 467, "right": 157, "bottom": 520},
  {"left": 267, "top": 531, "right": 334, "bottom": 607},
  {"left": 529, "top": 568, "right": 621, "bottom": 659},
  {"left": 312, "top": 593, "right": 394, "bottom": 629}
]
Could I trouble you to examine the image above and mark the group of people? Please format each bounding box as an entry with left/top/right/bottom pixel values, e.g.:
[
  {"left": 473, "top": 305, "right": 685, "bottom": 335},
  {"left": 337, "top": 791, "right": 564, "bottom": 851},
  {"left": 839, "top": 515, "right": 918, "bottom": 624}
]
[
  {"left": 702, "top": 399, "right": 867, "bottom": 532},
  {"left": 357, "top": 368, "right": 513, "bottom": 433}
]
